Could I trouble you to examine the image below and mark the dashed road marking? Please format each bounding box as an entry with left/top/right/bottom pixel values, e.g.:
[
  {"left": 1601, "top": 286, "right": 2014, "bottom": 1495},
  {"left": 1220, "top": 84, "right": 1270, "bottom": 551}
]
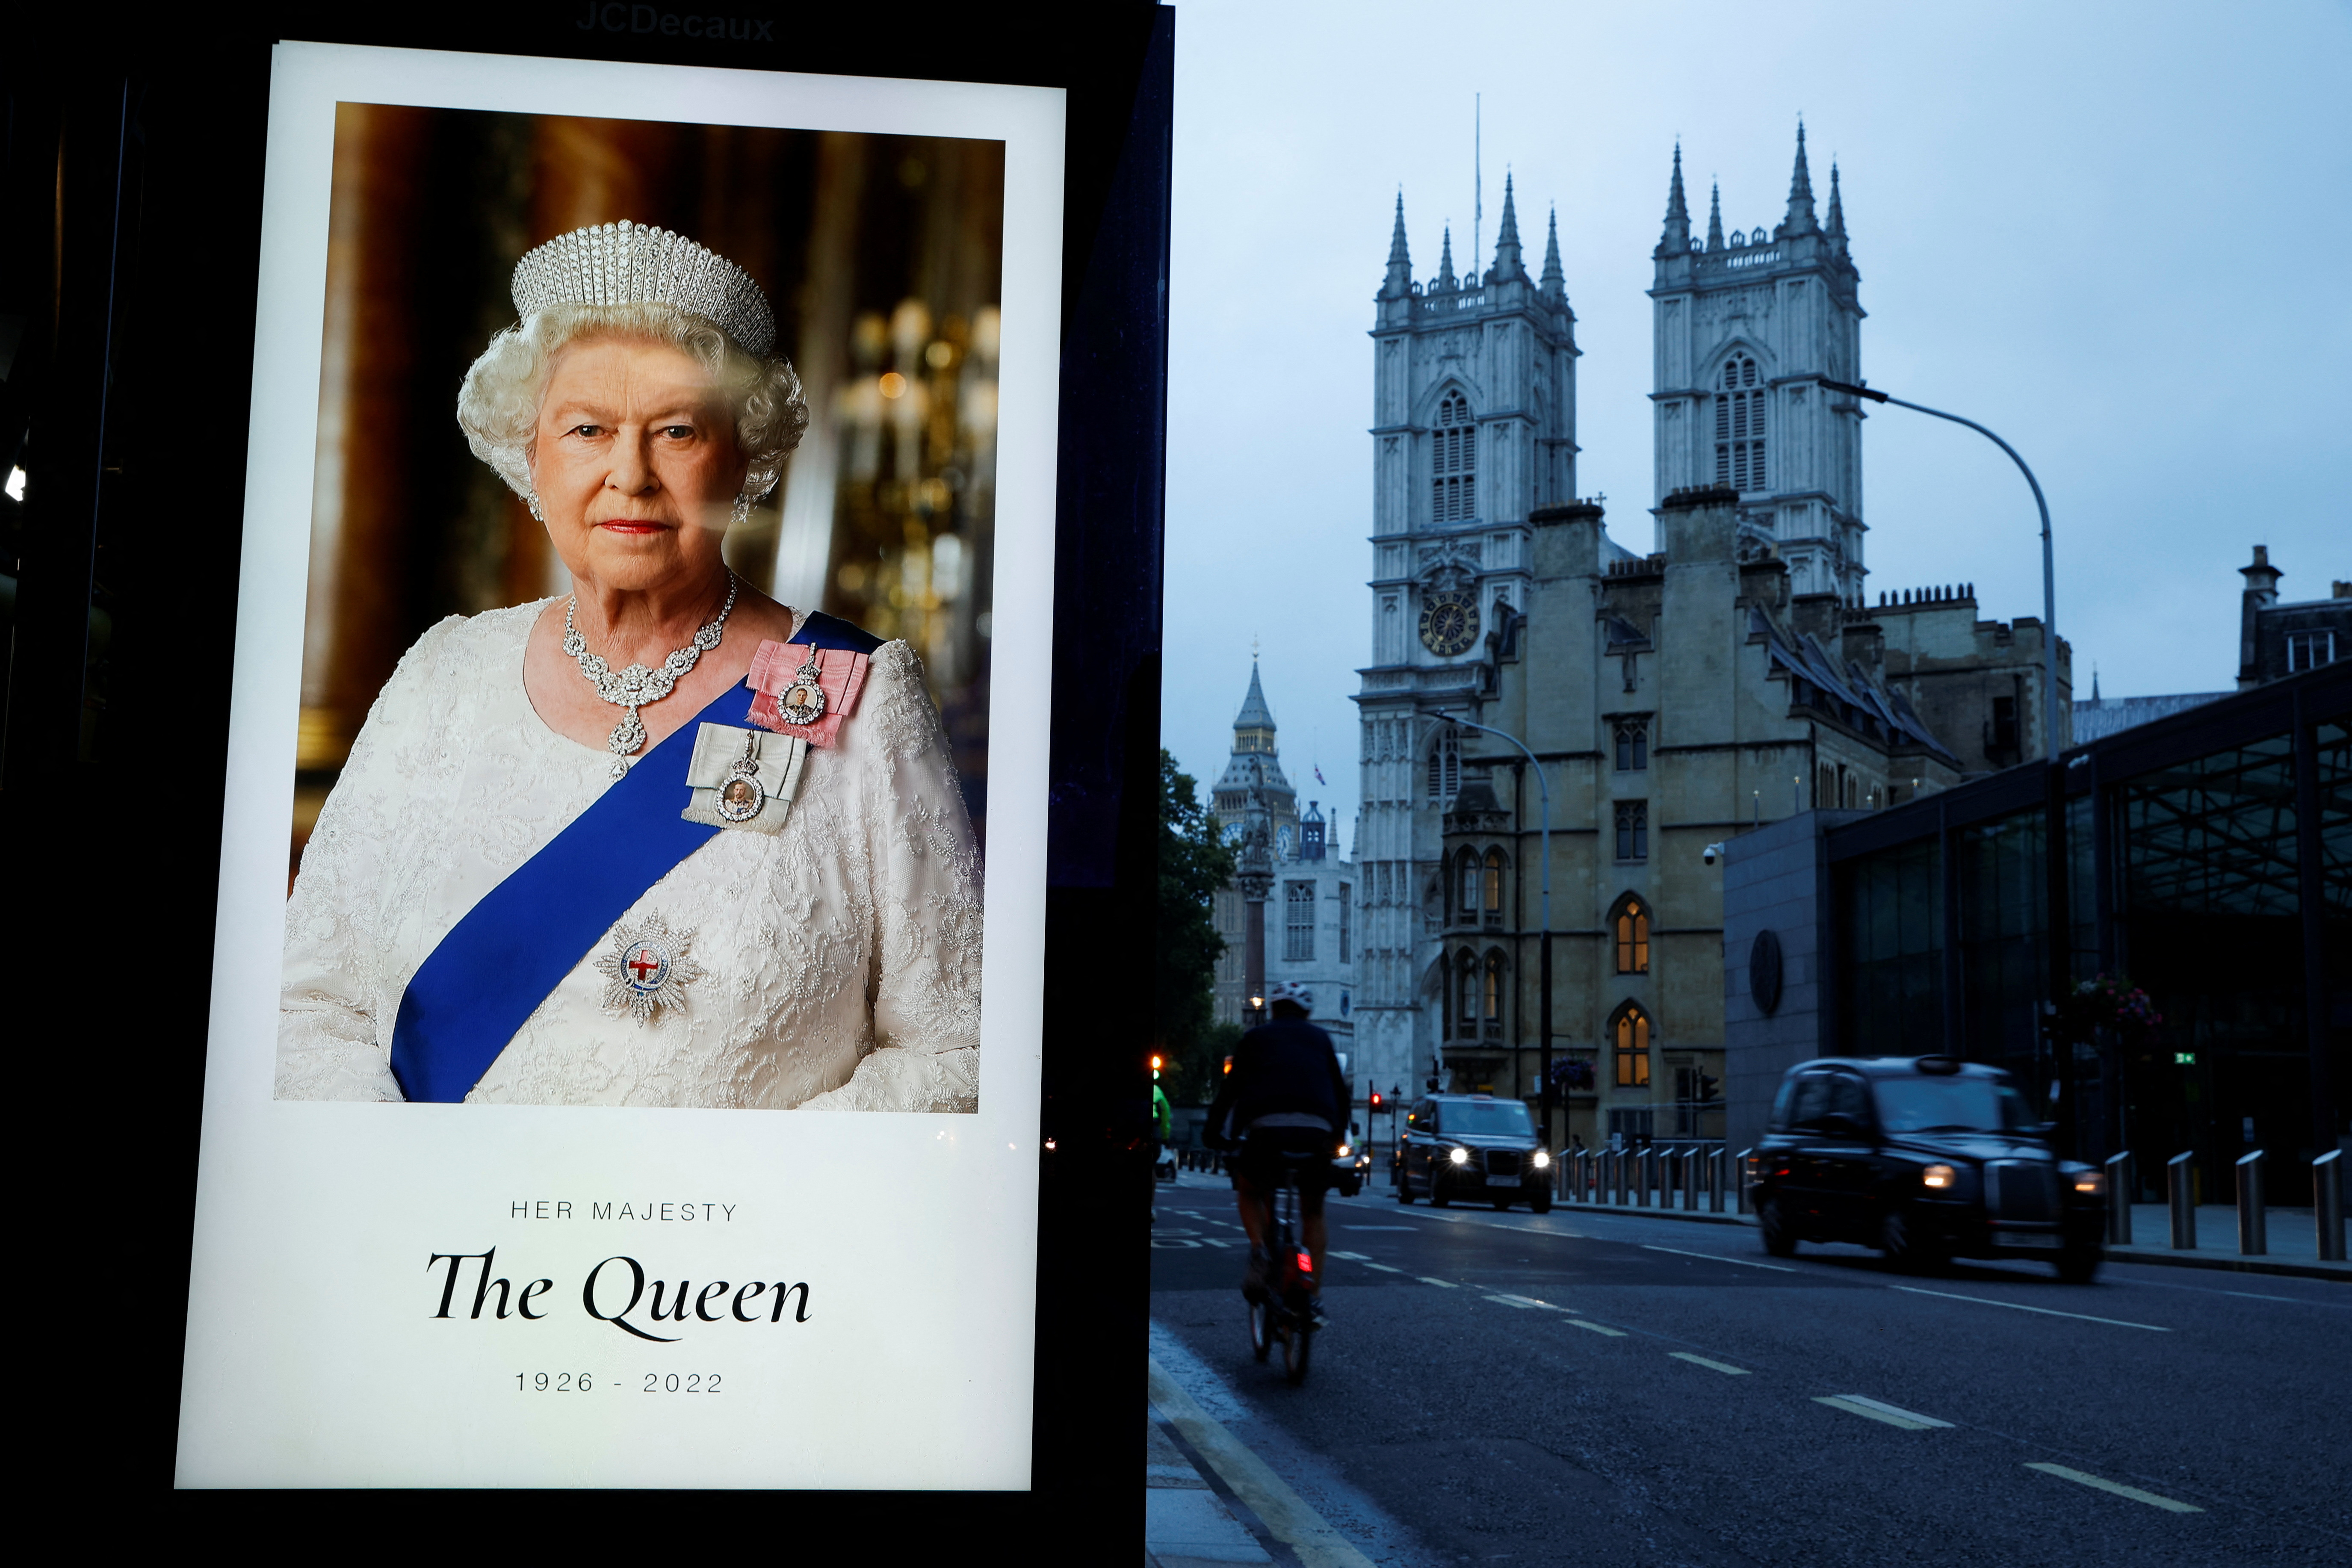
[
  {"left": 1889, "top": 1285, "right": 2170, "bottom": 1332},
  {"left": 1341, "top": 1225, "right": 1416, "bottom": 1231},
  {"left": 1486, "top": 1293, "right": 1553, "bottom": 1309},
  {"left": 1417, "top": 1277, "right": 1460, "bottom": 1288},
  {"left": 1565, "top": 1319, "right": 1628, "bottom": 1338},
  {"left": 1327, "top": 1250, "right": 1374, "bottom": 1261},
  {"left": 1669, "top": 1352, "right": 1750, "bottom": 1376},
  {"left": 1642, "top": 1244, "right": 1797, "bottom": 1273},
  {"left": 1362, "top": 1262, "right": 1404, "bottom": 1273},
  {"left": 1814, "top": 1394, "right": 1952, "bottom": 1430},
  {"left": 2024, "top": 1462, "right": 2203, "bottom": 1513}
]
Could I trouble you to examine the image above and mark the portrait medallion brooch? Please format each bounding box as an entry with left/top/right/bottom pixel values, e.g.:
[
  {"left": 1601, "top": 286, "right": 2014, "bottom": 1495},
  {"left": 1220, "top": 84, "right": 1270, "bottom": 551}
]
[
  {"left": 593, "top": 911, "right": 709, "bottom": 1025},
  {"left": 777, "top": 650, "right": 828, "bottom": 727},
  {"left": 715, "top": 729, "right": 767, "bottom": 824}
]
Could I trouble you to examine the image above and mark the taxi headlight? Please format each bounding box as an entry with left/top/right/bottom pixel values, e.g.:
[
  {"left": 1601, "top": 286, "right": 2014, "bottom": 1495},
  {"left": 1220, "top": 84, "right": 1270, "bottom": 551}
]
[
  {"left": 1922, "top": 1163, "right": 1956, "bottom": 1190},
  {"left": 2071, "top": 1172, "right": 2103, "bottom": 1196},
  {"left": 1449, "top": 1146, "right": 1470, "bottom": 1165},
  {"left": 1336, "top": 1143, "right": 1351, "bottom": 1158},
  {"left": 1532, "top": 1150, "right": 1551, "bottom": 1169}
]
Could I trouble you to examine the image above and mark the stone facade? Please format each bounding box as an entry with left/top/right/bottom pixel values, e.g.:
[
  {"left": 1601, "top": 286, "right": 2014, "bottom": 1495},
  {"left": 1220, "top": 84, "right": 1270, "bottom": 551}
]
[
  {"left": 1210, "top": 666, "right": 1356, "bottom": 1054},
  {"left": 1350, "top": 131, "right": 2076, "bottom": 1153}
]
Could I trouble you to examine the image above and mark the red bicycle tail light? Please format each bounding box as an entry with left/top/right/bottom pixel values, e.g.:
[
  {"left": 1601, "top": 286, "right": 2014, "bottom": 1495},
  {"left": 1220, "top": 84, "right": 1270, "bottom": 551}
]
[{"left": 1295, "top": 1252, "right": 1313, "bottom": 1276}]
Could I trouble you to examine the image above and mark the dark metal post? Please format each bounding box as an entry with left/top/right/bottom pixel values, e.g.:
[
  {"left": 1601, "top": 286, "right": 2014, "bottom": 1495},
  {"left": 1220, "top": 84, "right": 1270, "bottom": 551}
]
[
  {"left": 2316, "top": 1150, "right": 2346, "bottom": 1263},
  {"left": 2104, "top": 1151, "right": 2133, "bottom": 1246},
  {"left": 2291, "top": 692, "right": 2336, "bottom": 1171},
  {"left": 1736, "top": 1148, "right": 1755, "bottom": 1216},
  {"left": 2168, "top": 1152, "right": 2197, "bottom": 1249},
  {"left": 2236, "top": 1150, "right": 2266, "bottom": 1256}
]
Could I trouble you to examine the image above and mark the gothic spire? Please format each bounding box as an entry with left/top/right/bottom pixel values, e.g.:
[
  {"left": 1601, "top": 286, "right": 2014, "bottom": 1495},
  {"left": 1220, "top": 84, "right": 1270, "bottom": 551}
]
[
  {"left": 1826, "top": 160, "right": 1849, "bottom": 255},
  {"left": 1437, "top": 224, "right": 1457, "bottom": 289},
  {"left": 1705, "top": 179, "right": 1725, "bottom": 252},
  {"left": 1489, "top": 171, "right": 1524, "bottom": 282},
  {"left": 1777, "top": 121, "right": 1819, "bottom": 238},
  {"left": 1383, "top": 191, "right": 1414, "bottom": 299},
  {"left": 1540, "top": 204, "right": 1565, "bottom": 298},
  {"left": 1233, "top": 659, "right": 1276, "bottom": 733},
  {"left": 1655, "top": 141, "right": 1691, "bottom": 258}
]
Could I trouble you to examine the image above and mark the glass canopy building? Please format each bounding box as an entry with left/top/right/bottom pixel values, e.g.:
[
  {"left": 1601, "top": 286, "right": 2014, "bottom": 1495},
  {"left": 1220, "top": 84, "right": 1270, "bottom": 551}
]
[{"left": 1722, "top": 661, "right": 2349, "bottom": 1204}]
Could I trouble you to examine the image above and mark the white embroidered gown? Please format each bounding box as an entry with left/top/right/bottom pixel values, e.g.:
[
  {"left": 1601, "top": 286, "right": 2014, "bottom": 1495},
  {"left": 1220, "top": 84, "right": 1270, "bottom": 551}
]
[{"left": 275, "top": 602, "right": 982, "bottom": 1110}]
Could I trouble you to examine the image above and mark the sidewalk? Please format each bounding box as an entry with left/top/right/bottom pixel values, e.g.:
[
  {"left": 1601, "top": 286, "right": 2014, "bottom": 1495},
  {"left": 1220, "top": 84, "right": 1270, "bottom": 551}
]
[{"left": 1147, "top": 1416, "right": 1270, "bottom": 1567}]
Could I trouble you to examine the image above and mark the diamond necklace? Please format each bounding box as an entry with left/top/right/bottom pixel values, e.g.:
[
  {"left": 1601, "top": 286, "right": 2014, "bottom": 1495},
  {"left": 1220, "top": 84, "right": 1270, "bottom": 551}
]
[{"left": 564, "top": 571, "right": 739, "bottom": 777}]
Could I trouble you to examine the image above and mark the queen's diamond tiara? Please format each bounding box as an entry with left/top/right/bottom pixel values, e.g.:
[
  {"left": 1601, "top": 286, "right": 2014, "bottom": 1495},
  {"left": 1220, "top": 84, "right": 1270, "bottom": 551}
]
[{"left": 510, "top": 220, "right": 777, "bottom": 357}]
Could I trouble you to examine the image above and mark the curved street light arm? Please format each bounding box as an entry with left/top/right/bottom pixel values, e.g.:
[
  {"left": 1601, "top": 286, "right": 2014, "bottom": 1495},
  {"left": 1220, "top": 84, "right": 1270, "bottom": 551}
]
[{"left": 1818, "top": 378, "right": 2059, "bottom": 761}]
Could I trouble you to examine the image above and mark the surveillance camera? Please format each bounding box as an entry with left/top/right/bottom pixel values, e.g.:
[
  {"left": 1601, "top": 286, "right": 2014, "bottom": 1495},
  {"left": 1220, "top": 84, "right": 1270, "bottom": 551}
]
[{"left": 1702, "top": 841, "right": 1725, "bottom": 866}]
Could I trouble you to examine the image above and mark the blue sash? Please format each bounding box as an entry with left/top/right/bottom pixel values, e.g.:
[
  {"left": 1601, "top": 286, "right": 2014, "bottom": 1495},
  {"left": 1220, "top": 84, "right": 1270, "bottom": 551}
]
[{"left": 388, "top": 611, "right": 882, "bottom": 1103}]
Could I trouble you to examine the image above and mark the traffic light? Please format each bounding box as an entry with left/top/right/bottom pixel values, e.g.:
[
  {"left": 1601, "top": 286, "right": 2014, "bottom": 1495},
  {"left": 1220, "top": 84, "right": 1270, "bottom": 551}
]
[
  {"left": 1368, "top": 1090, "right": 1384, "bottom": 1113},
  {"left": 1696, "top": 1072, "right": 1720, "bottom": 1104},
  {"left": 1149, "top": 1054, "right": 1163, "bottom": 1081}
]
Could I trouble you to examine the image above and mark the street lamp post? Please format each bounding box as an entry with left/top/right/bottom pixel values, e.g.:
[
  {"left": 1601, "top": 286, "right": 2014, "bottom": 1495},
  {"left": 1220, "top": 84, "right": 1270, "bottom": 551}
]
[
  {"left": 1440, "top": 711, "right": 1554, "bottom": 1150},
  {"left": 1819, "top": 378, "right": 2059, "bottom": 763}
]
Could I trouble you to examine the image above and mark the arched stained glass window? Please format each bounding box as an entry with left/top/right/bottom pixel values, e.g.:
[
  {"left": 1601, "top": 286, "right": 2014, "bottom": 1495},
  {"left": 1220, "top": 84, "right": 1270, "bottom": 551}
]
[
  {"left": 1482, "top": 849, "right": 1504, "bottom": 918},
  {"left": 1483, "top": 951, "right": 1504, "bottom": 1024},
  {"left": 1714, "top": 356, "right": 1767, "bottom": 493},
  {"left": 1457, "top": 849, "right": 1480, "bottom": 915},
  {"left": 1614, "top": 898, "right": 1650, "bottom": 974},
  {"left": 1432, "top": 393, "right": 1478, "bottom": 522},
  {"left": 1427, "top": 729, "right": 1460, "bottom": 801},
  {"left": 1613, "top": 1004, "right": 1652, "bottom": 1087}
]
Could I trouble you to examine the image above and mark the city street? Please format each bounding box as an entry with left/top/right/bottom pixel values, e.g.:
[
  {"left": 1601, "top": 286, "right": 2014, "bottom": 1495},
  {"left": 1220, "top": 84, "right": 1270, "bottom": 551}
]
[{"left": 1149, "top": 1175, "right": 2352, "bottom": 1568}]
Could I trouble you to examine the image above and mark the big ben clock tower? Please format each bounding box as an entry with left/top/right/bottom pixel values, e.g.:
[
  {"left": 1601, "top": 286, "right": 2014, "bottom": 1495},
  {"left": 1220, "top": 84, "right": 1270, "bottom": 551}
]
[{"left": 1350, "top": 175, "right": 1582, "bottom": 1104}]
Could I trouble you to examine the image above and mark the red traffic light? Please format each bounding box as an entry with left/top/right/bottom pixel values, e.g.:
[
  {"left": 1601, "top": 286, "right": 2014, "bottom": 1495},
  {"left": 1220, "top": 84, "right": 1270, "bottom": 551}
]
[{"left": 1368, "top": 1091, "right": 1384, "bottom": 1110}]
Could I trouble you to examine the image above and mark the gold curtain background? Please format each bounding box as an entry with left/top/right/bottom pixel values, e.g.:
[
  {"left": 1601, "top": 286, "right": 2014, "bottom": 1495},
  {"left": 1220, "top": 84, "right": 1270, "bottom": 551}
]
[{"left": 293, "top": 103, "right": 1005, "bottom": 883}]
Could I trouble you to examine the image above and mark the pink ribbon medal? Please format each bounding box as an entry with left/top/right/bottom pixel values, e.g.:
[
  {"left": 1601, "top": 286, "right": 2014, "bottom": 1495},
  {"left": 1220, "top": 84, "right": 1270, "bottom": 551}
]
[{"left": 745, "top": 638, "right": 869, "bottom": 747}]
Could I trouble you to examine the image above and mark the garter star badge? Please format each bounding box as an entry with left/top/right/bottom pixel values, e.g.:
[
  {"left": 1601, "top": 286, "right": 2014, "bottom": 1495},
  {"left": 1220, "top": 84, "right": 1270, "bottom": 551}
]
[{"left": 593, "top": 912, "right": 709, "bottom": 1025}]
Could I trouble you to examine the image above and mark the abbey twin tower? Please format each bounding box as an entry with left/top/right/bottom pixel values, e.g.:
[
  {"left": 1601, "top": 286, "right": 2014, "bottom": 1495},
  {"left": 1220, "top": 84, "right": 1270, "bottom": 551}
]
[{"left": 1347, "top": 130, "right": 2068, "bottom": 1149}]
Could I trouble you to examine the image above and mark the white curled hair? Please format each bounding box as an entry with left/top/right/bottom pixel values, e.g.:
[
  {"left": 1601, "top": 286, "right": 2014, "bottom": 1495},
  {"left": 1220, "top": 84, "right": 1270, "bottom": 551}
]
[{"left": 455, "top": 301, "right": 808, "bottom": 505}]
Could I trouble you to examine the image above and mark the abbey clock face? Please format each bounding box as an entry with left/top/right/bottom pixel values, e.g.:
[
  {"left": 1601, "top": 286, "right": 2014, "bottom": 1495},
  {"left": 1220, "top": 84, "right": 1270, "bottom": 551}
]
[{"left": 1418, "top": 592, "right": 1480, "bottom": 657}]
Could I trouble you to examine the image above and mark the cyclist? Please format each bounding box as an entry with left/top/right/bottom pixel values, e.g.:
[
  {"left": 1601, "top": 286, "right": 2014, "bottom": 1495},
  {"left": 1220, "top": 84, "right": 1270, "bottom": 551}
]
[
  {"left": 1206, "top": 980, "right": 1348, "bottom": 1325},
  {"left": 1148, "top": 1075, "right": 1174, "bottom": 1224}
]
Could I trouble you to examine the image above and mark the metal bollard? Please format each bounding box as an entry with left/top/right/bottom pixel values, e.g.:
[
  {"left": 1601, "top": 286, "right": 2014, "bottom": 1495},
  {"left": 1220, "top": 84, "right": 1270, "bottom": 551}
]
[
  {"left": 1735, "top": 1148, "right": 1754, "bottom": 1216},
  {"left": 2316, "top": 1149, "right": 2345, "bottom": 1263},
  {"left": 1613, "top": 1149, "right": 1631, "bottom": 1206},
  {"left": 2168, "top": 1152, "right": 2196, "bottom": 1249},
  {"left": 2104, "top": 1151, "right": 2133, "bottom": 1246},
  {"left": 1683, "top": 1147, "right": 1701, "bottom": 1213},
  {"left": 2237, "top": 1149, "right": 2266, "bottom": 1256},
  {"left": 1708, "top": 1147, "right": 1726, "bottom": 1213},
  {"left": 1636, "top": 1149, "right": 1654, "bottom": 1208}
]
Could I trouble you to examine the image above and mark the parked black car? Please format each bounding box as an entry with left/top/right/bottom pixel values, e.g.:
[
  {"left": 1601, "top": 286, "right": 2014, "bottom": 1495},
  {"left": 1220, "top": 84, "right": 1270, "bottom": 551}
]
[
  {"left": 1395, "top": 1093, "right": 1552, "bottom": 1212},
  {"left": 1752, "top": 1056, "right": 2106, "bottom": 1281}
]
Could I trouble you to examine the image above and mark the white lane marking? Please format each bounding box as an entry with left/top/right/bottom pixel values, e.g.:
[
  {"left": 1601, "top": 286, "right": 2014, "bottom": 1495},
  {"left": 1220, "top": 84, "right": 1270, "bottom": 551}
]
[
  {"left": 1814, "top": 1394, "right": 1951, "bottom": 1431},
  {"left": 1327, "top": 1250, "right": 1374, "bottom": 1261},
  {"left": 1565, "top": 1319, "right": 1628, "bottom": 1338},
  {"left": 1341, "top": 1225, "right": 1417, "bottom": 1231},
  {"left": 1642, "top": 1244, "right": 1797, "bottom": 1273},
  {"left": 2025, "top": 1462, "right": 2204, "bottom": 1514},
  {"left": 1148, "top": 1356, "right": 1382, "bottom": 1568},
  {"left": 1888, "top": 1285, "right": 2170, "bottom": 1332},
  {"left": 1669, "top": 1352, "right": 1750, "bottom": 1376},
  {"left": 1199, "top": 1237, "right": 1241, "bottom": 1249},
  {"left": 2220, "top": 1290, "right": 2295, "bottom": 1303},
  {"left": 1150, "top": 1238, "right": 1201, "bottom": 1249},
  {"left": 1486, "top": 1293, "right": 1550, "bottom": 1309},
  {"left": 1362, "top": 1262, "right": 1404, "bottom": 1274},
  {"left": 1417, "top": 1277, "right": 1460, "bottom": 1288}
]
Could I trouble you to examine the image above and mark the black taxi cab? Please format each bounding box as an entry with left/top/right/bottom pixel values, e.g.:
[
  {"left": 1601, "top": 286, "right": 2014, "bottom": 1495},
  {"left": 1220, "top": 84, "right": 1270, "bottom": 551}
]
[
  {"left": 1753, "top": 1056, "right": 2106, "bottom": 1281},
  {"left": 1394, "top": 1093, "right": 1553, "bottom": 1212}
]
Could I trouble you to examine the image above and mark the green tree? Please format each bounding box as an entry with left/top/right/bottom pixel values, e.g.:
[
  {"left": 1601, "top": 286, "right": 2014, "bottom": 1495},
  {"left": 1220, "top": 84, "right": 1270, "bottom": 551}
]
[{"left": 1158, "top": 749, "right": 1236, "bottom": 1105}]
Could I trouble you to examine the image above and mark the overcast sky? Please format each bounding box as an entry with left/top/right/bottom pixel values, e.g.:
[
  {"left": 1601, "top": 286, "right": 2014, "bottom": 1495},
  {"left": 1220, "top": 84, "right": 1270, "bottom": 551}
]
[{"left": 1157, "top": 0, "right": 2352, "bottom": 857}]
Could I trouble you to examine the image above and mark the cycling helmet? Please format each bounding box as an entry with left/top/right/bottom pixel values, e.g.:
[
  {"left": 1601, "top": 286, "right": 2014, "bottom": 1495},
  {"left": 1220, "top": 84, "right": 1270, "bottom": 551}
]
[{"left": 1266, "top": 980, "right": 1315, "bottom": 1015}]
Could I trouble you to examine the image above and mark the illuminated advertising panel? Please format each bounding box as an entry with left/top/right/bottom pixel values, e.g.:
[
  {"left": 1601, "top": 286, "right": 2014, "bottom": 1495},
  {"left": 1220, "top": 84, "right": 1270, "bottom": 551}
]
[{"left": 177, "top": 41, "right": 1064, "bottom": 1488}]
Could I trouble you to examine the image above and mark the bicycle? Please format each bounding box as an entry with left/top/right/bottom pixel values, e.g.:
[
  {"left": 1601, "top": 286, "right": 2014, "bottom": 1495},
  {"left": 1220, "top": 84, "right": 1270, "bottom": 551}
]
[{"left": 1245, "top": 1148, "right": 1321, "bottom": 1386}]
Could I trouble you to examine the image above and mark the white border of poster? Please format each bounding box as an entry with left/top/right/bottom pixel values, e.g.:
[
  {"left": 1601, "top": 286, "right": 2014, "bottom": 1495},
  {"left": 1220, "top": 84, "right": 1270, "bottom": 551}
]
[{"left": 177, "top": 41, "right": 1062, "bottom": 1489}]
